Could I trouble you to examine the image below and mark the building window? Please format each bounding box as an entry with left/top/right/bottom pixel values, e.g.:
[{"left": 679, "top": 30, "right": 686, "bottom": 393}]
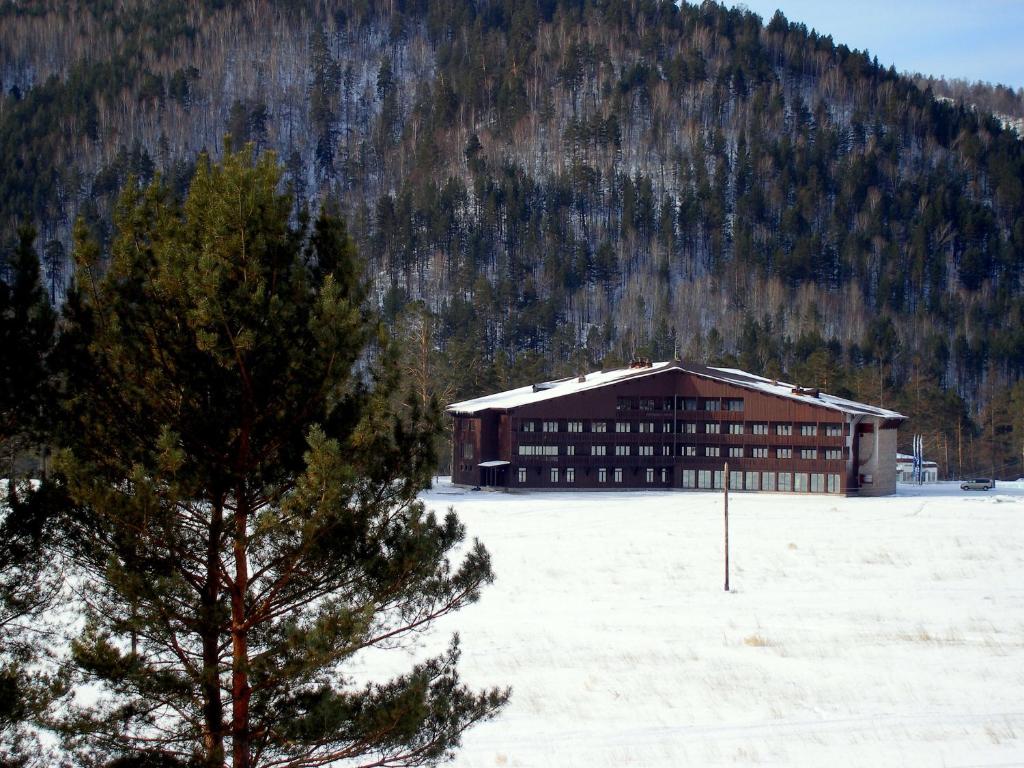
[
  {"left": 777, "top": 472, "right": 792, "bottom": 491},
  {"left": 713, "top": 470, "right": 724, "bottom": 489},
  {"left": 728, "top": 447, "right": 743, "bottom": 458},
  {"left": 776, "top": 424, "right": 793, "bottom": 436},
  {"left": 566, "top": 467, "right": 575, "bottom": 483},
  {"left": 794, "top": 473, "right": 808, "bottom": 493},
  {"left": 751, "top": 447, "right": 768, "bottom": 458},
  {"left": 615, "top": 445, "right": 630, "bottom": 456},
  {"left": 761, "top": 471, "right": 776, "bottom": 491},
  {"left": 521, "top": 421, "right": 535, "bottom": 432},
  {"left": 543, "top": 421, "right": 559, "bottom": 432},
  {"left": 598, "top": 467, "right": 607, "bottom": 483},
  {"left": 776, "top": 447, "right": 793, "bottom": 459},
  {"left": 706, "top": 446, "right": 720, "bottom": 457},
  {"left": 800, "top": 424, "right": 817, "bottom": 437},
  {"left": 462, "top": 442, "right": 475, "bottom": 459},
  {"left": 614, "top": 467, "right": 623, "bottom": 483},
  {"left": 681, "top": 422, "right": 697, "bottom": 434},
  {"left": 639, "top": 398, "right": 658, "bottom": 411},
  {"left": 519, "top": 445, "right": 558, "bottom": 456},
  {"left": 725, "top": 398, "right": 744, "bottom": 412},
  {"left": 698, "top": 469, "right": 712, "bottom": 489},
  {"left": 827, "top": 473, "right": 840, "bottom": 493},
  {"left": 639, "top": 445, "right": 654, "bottom": 456},
  {"left": 565, "top": 445, "right": 575, "bottom": 456},
  {"left": 615, "top": 421, "right": 632, "bottom": 433},
  {"left": 825, "top": 424, "right": 843, "bottom": 437},
  {"left": 616, "top": 397, "right": 638, "bottom": 411},
  {"left": 729, "top": 471, "right": 743, "bottom": 489},
  {"left": 517, "top": 467, "right": 527, "bottom": 483},
  {"left": 800, "top": 448, "right": 816, "bottom": 460},
  {"left": 682, "top": 445, "right": 697, "bottom": 456},
  {"left": 745, "top": 471, "right": 759, "bottom": 490},
  {"left": 703, "top": 399, "right": 721, "bottom": 411},
  {"left": 810, "top": 473, "right": 825, "bottom": 492},
  {"left": 824, "top": 448, "right": 842, "bottom": 460},
  {"left": 705, "top": 422, "right": 721, "bottom": 434},
  {"left": 593, "top": 445, "right": 607, "bottom": 456},
  {"left": 567, "top": 421, "right": 583, "bottom": 433},
  {"left": 593, "top": 421, "right": 607, "bottom": 433},
  {"left": 550, "top": 468, "right": 559, "bottom": 483},
  {"left": 638, "top": 422, "right": 655, "bottom": 433},
  {"left": 661, "top": 468, "right": 668, "bottom": 483},
  {"left": 751, "top": 423, "right": 769, "bottom": 435},
  {"left": 681, "top": 397, "right": 698, "bottom": 411},
  {"left": 662, "top": 421, "right": 673, "bottom": 433},
  {"left": 682, "top": 469, "right": 696, "bottom": 488},
  {"left": 663, "top": 445, "right": 672, "bottom": 456},
  {"left": 646, "top": 468, "right": 655, "bottom": 483},
  {"left": 727, "top": 423, "right": 744, "bottom": 435}
]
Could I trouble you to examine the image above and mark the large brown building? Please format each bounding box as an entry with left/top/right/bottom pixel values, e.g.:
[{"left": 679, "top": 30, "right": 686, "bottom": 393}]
[{"left": 448, "top": 360, "right": 905, "bottom": 495}]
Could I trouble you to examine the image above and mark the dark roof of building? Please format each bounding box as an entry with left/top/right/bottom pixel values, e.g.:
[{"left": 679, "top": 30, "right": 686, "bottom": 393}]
[{"left": 447, "top": 360, "right": 906, "bottom": 421}]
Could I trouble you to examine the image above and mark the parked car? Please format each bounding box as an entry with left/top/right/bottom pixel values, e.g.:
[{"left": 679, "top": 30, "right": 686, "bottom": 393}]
[{"left": 961, "top": 478, "right": 995, "bottom": 491}]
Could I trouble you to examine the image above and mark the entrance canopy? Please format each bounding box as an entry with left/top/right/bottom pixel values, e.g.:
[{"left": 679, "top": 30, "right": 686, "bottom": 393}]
[{"left": 478, "top": 460, "right": 511, "bottom": 468}]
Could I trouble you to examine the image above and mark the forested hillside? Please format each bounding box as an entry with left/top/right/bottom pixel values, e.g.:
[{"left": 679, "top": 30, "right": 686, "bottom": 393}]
[{"left": 1, "top": 0, "right": 1023, "bottom": 477}]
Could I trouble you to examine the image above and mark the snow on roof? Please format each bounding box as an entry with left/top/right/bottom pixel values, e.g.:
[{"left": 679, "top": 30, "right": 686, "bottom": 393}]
[
  {"left": 699, "top": 364, "right": 905, "bottom": 420},
  {"left": 447, "top": 362, "right": 676, "bottom": 414},
  {"left": 896, "top": 453, "right": 937, "bottom": 465},
  {"left": 447, "top": 360, "right": 906, "bottom": 421}
]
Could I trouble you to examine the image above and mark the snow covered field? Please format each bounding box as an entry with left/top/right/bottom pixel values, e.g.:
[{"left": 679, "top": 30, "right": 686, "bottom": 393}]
[{"left": 355, "top": 480, "right": 1024, "bottom": 767}]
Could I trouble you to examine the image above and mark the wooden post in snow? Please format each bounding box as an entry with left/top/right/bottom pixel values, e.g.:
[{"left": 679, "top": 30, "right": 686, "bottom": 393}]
[{"left": 724, "top": 461, "right": 730, "bottom": 592}]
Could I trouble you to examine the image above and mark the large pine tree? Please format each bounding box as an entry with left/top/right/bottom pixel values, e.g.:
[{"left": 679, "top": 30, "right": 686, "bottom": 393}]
[{"left": 57, "top": 148, "right": 506, "bottom": 768}]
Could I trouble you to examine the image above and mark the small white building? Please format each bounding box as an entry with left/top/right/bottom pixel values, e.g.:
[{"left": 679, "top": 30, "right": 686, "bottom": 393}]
[{"left": 896, "top": 452, "right": 938, "bottom": 483}]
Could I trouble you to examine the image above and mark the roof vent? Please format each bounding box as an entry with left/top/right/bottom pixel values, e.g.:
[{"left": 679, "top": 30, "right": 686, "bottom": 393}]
[
  {"left": 792, "top": 386, "right": 820, "bottom": 397},
  {"left": 577, "top": 374, "right": 587, "bottom": 383},
  {"left": 532, "top": 382, "right": 556, "bottom": 392}
]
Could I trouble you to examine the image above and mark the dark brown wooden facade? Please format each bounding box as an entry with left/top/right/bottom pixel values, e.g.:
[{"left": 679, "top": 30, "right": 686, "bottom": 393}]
[{"left": 449, "top": 364, "right": 903, "bottom": 495}]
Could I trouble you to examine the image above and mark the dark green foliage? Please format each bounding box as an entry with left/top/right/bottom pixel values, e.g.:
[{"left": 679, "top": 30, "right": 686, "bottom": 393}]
[
  {"left": 57, "top": 148, "right": 506, "bottom": 768},
  {"left": 0, "top": 479, "right": 66, "bottom": 768},
  {"left": 0, "top": 227, "right": 62, "bottom": 764},
  {"left": 1, "top": 225, "right": 56, "bottom": 449},
  {"left": 225, "top": 100, "right": 270, "bottom": 153},
  {"left": 0, "top": 227, "right": 63, "bottom": 757}
]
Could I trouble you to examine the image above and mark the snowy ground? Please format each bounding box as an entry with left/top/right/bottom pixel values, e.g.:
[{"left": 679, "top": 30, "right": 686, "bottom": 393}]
[{"left": 353, "top": 480, "right": 1024, "bottom": 767}]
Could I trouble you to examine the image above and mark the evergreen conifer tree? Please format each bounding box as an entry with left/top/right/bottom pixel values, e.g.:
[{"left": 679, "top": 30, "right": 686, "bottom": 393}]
[
  {"left": 1, "top": 225, "right": 56, "bottom": 464},
  {"left": 57, "top": 148, "right": 507, "bottom": 768},
  {"left": 0, "top": 224, "right": 62, "bottom": 767}
]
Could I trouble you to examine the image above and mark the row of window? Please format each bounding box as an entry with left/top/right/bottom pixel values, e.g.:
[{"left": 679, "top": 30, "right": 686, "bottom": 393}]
[
  {"left": 681, "top": 470, "right": 842, "bottom": 493},
  {"left": 515, "top": 466, "right": 842, "bottom": 492},
  {"left": 520, "top": 419, "right": 843, "bottom": 436},
  {"left": 519, "top": 466, "right": 670, "bottom": 484},
  {"left": 518, "top": 444, "right": 845, "bottom": 460},
  {"left": 616, "top": 396, "right": 745, "bottom": 412}
]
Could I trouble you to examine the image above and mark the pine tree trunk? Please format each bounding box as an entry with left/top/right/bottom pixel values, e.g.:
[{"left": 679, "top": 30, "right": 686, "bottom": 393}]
[
  {"left": 232, "top": 489, "right": 251, "bottom": 768},
  {"left": 202, "top": 500, "right": 226, "bottom": 767}
]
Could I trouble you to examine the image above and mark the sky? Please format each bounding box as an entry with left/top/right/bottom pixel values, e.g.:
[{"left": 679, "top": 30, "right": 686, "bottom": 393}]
[{"left": 722, "top": 1, "right": 1024, "bottom": 90}]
